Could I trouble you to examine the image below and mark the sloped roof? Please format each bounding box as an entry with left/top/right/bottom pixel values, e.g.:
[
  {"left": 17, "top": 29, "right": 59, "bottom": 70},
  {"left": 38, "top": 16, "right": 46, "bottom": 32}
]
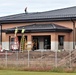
[
  {"left": 0, "top": 6, "right": 76, "bottom": 23},
  {"left": 3, "top": 23, "right": 72, "bottom": 33}
]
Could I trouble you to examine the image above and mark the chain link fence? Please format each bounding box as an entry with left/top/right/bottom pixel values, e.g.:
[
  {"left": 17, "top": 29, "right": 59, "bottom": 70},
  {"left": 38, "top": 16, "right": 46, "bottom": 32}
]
[{"left": 0, "top": 49, "right": 76, "bottom": 68}]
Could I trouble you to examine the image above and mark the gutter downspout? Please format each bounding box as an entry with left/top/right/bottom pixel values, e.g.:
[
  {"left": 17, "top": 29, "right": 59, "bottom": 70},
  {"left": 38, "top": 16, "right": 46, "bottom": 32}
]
[
  {"left": 0, "top": 23, "right": 2, "bottom": 45},
  {"left": 71, "top": 19, "right": 75, "bottom": 49}
]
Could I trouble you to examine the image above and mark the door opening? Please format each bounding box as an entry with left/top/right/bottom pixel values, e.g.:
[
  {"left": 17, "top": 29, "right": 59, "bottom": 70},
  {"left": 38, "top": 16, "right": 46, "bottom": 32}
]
[{"left": 32, "top": 36, "right": 51, "bottom": 50}]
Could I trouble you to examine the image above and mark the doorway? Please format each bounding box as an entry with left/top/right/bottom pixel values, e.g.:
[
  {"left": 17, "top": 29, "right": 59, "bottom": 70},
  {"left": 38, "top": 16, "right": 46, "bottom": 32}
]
[{"left": 32, "top": 36, "right": 51, "bottom": 50}]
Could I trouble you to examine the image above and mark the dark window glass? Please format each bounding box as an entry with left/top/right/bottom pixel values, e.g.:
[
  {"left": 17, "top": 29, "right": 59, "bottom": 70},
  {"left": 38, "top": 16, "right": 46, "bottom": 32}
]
[{"left": 58, "top": 36, "right": 64, "bottom": 46}]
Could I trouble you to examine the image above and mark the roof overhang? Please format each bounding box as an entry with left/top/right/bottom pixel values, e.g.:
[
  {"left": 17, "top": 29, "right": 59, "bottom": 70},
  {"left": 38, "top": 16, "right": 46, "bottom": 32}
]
[
  {"left": 0, "top": 17, "right": 76, "bottom": 24},
  {"left": 2, "top": 23, "right": 72, "bottom": 34}
]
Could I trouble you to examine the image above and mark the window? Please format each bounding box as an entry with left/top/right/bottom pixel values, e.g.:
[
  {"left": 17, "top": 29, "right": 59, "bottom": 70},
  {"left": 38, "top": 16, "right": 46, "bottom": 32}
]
[
  {"left": 58, "top": 35, "right": 64, "bottom": 49},
  {"left": 9, "top": 37, "right": 14, "bottom": 49}
]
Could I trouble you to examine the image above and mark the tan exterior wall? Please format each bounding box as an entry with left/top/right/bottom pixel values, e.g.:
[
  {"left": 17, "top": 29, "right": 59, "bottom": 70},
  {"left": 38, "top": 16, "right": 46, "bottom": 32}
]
[
  {"left": 2, "top": 21, "right": 75, "bottom": 29},
  {"left": 73, "top": 21, "right": 76, "bottom": 28},
  {"left": 1, "top": 21, "right": 74, "bottom": 45},
  {"left": 74, "top": 21, "right": 76, "bottom": 42},
  {"left": 2, "top": 23, "right": 30, "bottom": 29},
  {"left": 2, "top": 33, "right": 9, "bottom": 42},
  {"left": 53, "top": 21, "right": 73, "bottom": 29}
]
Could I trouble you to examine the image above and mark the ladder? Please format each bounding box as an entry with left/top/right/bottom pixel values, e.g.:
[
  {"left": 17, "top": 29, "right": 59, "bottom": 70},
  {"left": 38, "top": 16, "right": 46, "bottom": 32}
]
[{"left": 20, "top": 34, "right": 25, "bottom": 51}]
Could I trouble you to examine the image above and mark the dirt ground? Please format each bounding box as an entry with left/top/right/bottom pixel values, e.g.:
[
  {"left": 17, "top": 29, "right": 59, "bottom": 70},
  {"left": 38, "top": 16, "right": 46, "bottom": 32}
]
[{"left": 0, "top": 50, "right": 76, "bottom": 67}]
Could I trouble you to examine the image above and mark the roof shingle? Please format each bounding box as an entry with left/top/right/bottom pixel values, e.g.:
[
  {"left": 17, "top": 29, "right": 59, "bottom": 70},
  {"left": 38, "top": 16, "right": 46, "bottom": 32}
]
[
  {"left": 0, "top": 6, "right": 76, "bottom": 23},
  {"left": 3, "top": 23, "right": 72, "bottom": 33}
]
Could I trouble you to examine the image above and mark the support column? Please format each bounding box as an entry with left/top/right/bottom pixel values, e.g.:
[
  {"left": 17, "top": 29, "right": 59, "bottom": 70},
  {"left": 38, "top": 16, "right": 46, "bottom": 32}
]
[
  {"left": 51, "top": 33, "right": 58, "bottom": 51},
  {"left": 27, "top": 34, "right": 32, "bottom": 50},
  {"left": 2, "top": 33, "right": 9, "bottom": 50}
]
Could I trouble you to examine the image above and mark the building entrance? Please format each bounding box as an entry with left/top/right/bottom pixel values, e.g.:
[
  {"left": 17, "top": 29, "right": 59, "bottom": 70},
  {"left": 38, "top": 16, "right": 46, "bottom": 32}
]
[{"left": 32, "top": 36, "right": 51, "bottom": 50}]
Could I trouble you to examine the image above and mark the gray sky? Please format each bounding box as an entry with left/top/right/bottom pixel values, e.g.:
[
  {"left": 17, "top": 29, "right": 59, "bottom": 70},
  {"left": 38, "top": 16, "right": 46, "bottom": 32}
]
[{"left": 0, "top": 0, "right": 76, "bottom": 17}]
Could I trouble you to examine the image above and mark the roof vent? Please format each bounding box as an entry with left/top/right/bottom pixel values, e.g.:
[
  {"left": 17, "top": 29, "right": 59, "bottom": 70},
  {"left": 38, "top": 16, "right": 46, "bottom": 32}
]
[{"left": 25, "top": 7, "right": 27, "bottom": 13}]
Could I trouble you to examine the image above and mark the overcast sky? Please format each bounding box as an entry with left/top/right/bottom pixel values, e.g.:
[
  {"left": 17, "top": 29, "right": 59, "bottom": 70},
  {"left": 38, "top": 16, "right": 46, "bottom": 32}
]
[{"left": 0, "top": 0, "right": 76, "bottom": 17}]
